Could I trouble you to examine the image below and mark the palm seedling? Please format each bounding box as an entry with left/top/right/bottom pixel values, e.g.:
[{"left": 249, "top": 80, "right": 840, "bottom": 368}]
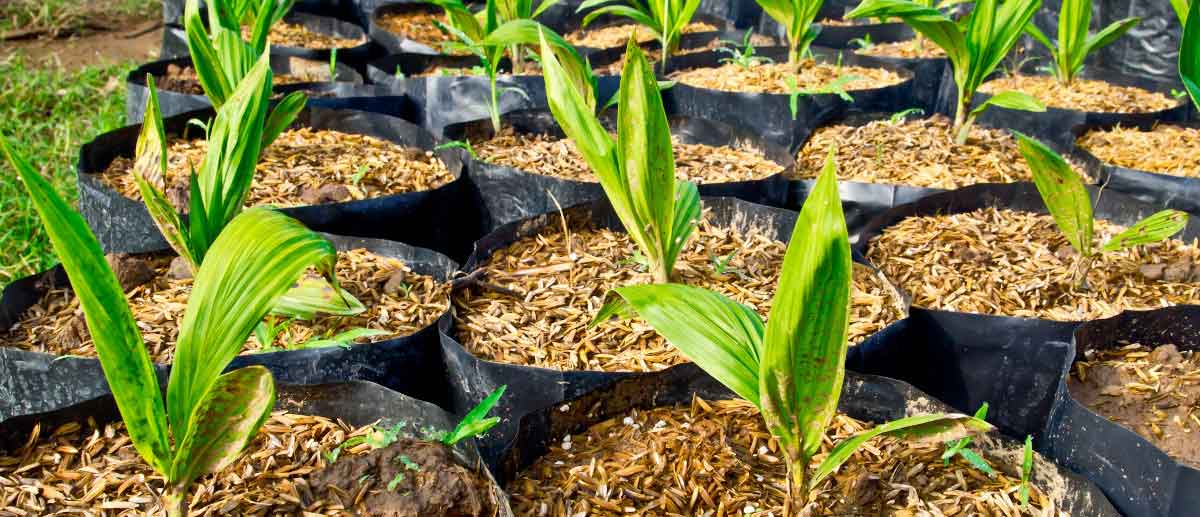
[
  {"left": 1180, "top": 0, "right": 1200, "bottom": 110},
  {"left": 717, "top": 29, "right": 774, "bottom": 70},
  {"left": 847, "top": 0, "right": 1048, "bottom": 144},
  {"left": 1174, "top": 0, "right": 1190, "bottom": 26},
  {"left": 754, "top": 0, "right": 826, "bottom": 66},
  {"left": 592, "top": 154, "right": 991, "bottom": 512},
  {"left": 540, "top": 34, "right": 701, "bottom": 284},
  {"left": 1015, "top": 133, "right": 1189, "bottom": 289},
  {"left": 1023, "top": 0, "right": 1139, "bottom": 85},
  {"left": 574, "top": 0, "right": 701, "bottom": 70},
  {"left": 6, "top": 133, "right": 344, "bottom": 515}
]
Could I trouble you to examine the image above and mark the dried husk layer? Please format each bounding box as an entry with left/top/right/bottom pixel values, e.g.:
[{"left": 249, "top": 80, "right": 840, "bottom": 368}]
[
  {"left": 453, "top": 211, "right": 906, "bottom": 372},
  {"left": 1076, "top": 124, "right": 1200, "bottom": 178},
  {"left": 257, "top": 21, "right": 367, "bottom": 49},
  {"left": 0, "top": 249, "right": 450, "bottom": 363},
  {"left": 565, "top": 22, "right": 718, "bottom": 49},
  {"left": 856, "top": 39, "right": 946, "bottom": 59},
  {"left": 669, "top": 60, "right": 904, "bottom": 95},
  {"left": 512, "top": 398, "right": 1062, "bottom": 516},
  {"left": 867, "top": 207, "right": 1200, "bottom": 321},
  {"left": 979, "top": 74, "right": 1176, "bottom": 114},
  {"left": 376, "top": 9, "right": 462, "bottom": 52}
]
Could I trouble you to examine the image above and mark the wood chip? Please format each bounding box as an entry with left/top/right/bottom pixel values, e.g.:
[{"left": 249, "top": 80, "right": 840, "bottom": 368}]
[
  {"left": 565, "top": 22, "right": 717, "bottom": 49},
  {"left": 980, "top": 74, "right": 1176, "bottom": 113},
  {"left": 668, "top": 60, "right": 905, "bottom": 95},
  {"left": 1077, "top": 123, "right": 1200, "bottom": 177},
  {"left": 255, "top": 22, "right": 367, "bottom": 50},
  {"left": 376, "top": 9, "right": 464, "bottom": 52}
]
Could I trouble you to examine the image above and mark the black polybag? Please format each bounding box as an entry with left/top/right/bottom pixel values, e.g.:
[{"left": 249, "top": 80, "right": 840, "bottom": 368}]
[{"left": 1071, "top": 119, "right": 1200, "bottom": 217}]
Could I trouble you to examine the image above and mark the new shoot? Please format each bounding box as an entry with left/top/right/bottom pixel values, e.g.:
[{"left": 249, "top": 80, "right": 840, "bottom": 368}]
[
  {"left": 540, "top": 34, "right": 701, "bottom": 284},
  {"left": 1024, "top": 0, "right": 1138, "bottom": 85},
  {"left": 7, "top": 130, "right": 342, "bottom": 516},
  {"left": 592, "top": 153, "right": 991, "bottom": 512},
  {"left": 755, "top": 0, "right": 825, "bottom": 66},
  {"left": 575, "top": 0, "right": 702, "bottom": 70},
  {"left": 1015, "top": 133, "right": 1189, "bottom": 289},
  {"left": 848, "top": 0, "right": 1047, "bottom": 144}
]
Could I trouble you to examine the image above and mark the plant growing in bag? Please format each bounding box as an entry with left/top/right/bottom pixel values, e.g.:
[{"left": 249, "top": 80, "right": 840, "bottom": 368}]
[
  {"left": 1015, "top": 133, "right": 1189, "bottom": 289},
  {"left": 753, "top": 0, "right": 826, "bottom": 66},
  {"left": 1023, "top": 0, "right": 1138, "bottom": 85},
  {"left": 847, "top": 0, "right": 1047, "bottom": 144},
  {"left": 540, "top": 34, "right": 701, "bottom": 284},
  {"left": 183, "top": 0, "right": 307, "bottom": 128},
  {"left": 592, "top": 154, "right": 991, "bottom": 511},
  {"left": 574, "top": 0, "right": 701, "bottom": 69},
  {"left": 6, "top": 129, "right": 344, "bottom": 514}
]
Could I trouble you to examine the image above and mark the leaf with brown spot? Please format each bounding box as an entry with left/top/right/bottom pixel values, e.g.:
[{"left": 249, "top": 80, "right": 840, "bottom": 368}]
[{"left": 169, "top": 366, "right": 276, "bottom": 484}]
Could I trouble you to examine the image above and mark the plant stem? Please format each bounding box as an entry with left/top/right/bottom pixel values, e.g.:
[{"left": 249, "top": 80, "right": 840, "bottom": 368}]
[
  {"left": 489, "top": 69, "right": 501, "bottom": 133},
  {"left": 952, "top": 96, "right": 971, "bottom": 145},
  {"left": 784, "top": 459, "right": 808, "bottom": 516},
  {"left": 163, "top": 484, "right": 187, "bottom": 517},
  {"left": 511, "top": 44, "right": 525, "bottom": 75},
  {"left": 1073, "top": 254, "right": 1095, "bottom": 291},
  {"left": 651, "top": 260, "right": 671, "bottom": 284}
]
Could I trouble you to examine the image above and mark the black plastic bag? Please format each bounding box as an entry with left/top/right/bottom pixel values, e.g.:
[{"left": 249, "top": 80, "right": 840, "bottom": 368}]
[{"left": 1071, "top": 119, "right": 1200, "bottom": 216}]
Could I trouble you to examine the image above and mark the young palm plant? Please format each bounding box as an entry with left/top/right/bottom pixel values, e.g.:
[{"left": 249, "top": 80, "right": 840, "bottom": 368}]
[
  {"left": 540, "top": 34, "right": 701, "bottom": 284},
  {"left": 847, "top": 0, "right": 1047, "bottom": 144},
  {"left": 5, "top": 137, "right": 343, "bottom": 516},
  {"left": 755, "top": 0, "right": 825, "bottom": 66},
  {"left": 574, "top": 0, "right": 702, "bottom": 70},
  {"left": 184, "top": 0, "right": 306, "bottom": 144},
  {"left": 1023, "top": 0, "right": 1139, "bottom": 85},
  {"left": 1015, "top": 133, "right": 1189, "bottom": 289},
  {"left": 1180, "top": 0, "right": 1200, "bottom": 110},
  {"left": 592, "top": 155, "right": 991, "bottom": 512}
]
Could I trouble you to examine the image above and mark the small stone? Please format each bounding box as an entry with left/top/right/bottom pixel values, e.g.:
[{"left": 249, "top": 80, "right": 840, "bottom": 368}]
[
  {"left": 743, "top": 505, "right": 755, "bottom": 514},
  {"left": 105, "top": 253, "right": 155, "bottom": 291},
  {"left": 1164, "top": 261, "right": 1194, "bottom": 282},
  {"left": 757, "top": 445, "right": 769, "bottom": 455},
  {"left": 622, "top": 416, "right": 635, "bottom": 426},
  {"left": 559, "top": 404, "right": 569, "bottom": 412},
  {"left": 300, "top": 184, "right": 352, "bottom": 204},
  {"left": 167, "top": 256, "right": 192, "bottom": 280},
  {"left": 1149, "top": 344, "right": 1184, "bottom": 365},
  {"left": 382, "top": 270, "right": 408, "bottom": 296},
  {"left": 1140, "top": 263, "right": 1167, "bottom": 281}
]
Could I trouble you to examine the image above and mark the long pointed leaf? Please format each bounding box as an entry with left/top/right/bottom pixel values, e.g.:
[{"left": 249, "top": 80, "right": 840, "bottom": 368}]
[
  {"left": 169, "top": 366, "right": 276, "bottom": 484},
  {"left": 271, "top": 274, "right": 366, "bottom": 319},
  {"left": 1101, "top": 210, "right": 1188, "bottom": 253},
  {"left": 1078, "top": 17, "right": 1139, "bottom": 77},
  {"left": 263, "top": 91, "right": 307, "bottom": 149},
  {"left": 1014, "top": 132, "right": 1093, "bottom": 256},
  {"left": 132, "top": 78, "right": 198, "bottom": 269},
  {"left": 1181, "top": 0, "right": 1200, "bottom": 110},
  {"left": 969, "top": 90, "right": 1046, "bottom": 118}
]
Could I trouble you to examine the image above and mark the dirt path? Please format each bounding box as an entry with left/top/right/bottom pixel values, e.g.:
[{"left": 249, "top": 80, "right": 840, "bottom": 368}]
[{"left": 0, "top": 19, "right": 161, "bottom": 70}]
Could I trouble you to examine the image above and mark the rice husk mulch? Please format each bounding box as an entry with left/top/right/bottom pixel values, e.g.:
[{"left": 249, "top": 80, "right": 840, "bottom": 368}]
[
  {"left": 866, "top": 207, "right": 1200, "bottom": 321},
  {"left": 1069, "top": 343, "right": 1200, "bottom": 469},
  {"left": 668, "top": 60, "right": 904, "bottom": 95},
  {"left": 376, "top": 9, "right": 464, "bottom": 53},
  {"left": 258, "top": 21, "right": 367, "bottom": 49},
  {"left": 155, "top": 62, "right": 329, "bottom": 96},
  {"left": 511, "top": 398, "right": 1064, "bottom": 516},
  {"left": 98, "top": 128, "right": 454, "bottom": 210},
  {"left": 473, "top": 128, "right": 784, "bottom": 184},
  {"left": 856, "top": 39, "right": 946, "bottom": 59},
  {"left": 979, "top": 74, "right": 1177, "bottom": 113},
  {"left": 453, "top": 211, "right": 906, "bottom": 372},
  {"left": 564, "top": 22, "right": 718, "bottom": 49},
  {"left": 0, "top": 249, "right": 450, "bottom": 363},
  {"left": 1077, "top": 124, "right": 1200, "bottom": 177},
  {"left": 792, "top": 114, "right": 1090, "bottom": 189},
  {"left": 0, "top": 411, "right": 492, "bottom": 515}
]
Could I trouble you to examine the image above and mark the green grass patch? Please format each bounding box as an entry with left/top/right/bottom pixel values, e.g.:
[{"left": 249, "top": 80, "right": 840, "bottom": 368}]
[
  {"left": 0, "top": 55, "right": 135, "bottom": 288},
  {"left": 0, "top": 0, "right": 160, "bottom": 35}
]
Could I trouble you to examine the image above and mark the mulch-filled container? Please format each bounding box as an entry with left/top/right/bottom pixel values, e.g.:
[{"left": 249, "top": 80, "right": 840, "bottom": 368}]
[
  {"left": 123, "top": 54, "right": 365, "bottom": 122},
  {"left": 852, "top": 38, "right": 948, "bottom": 114},
  {"left": 77, "top": 104, "right": 480, "bottom": 260},
  {"left": 662, "top": 46, "right": 916, "bottom": 148},
  {"left": 497, "top": 363, "right": 1120, "bottom": 515},
  {"left": 439, "top": 196, "right": 908, "bottom": 463},
  {"left": 0, "top": 233, "right": 457, "bottom": 423},
  {"left": 1047, "top": 306, "right": 1200, "bottom": 516},
  {"left": 1072, "top": 119, "right": 1200, "bottom": 216},
  {"left": 442, "top": 108, "right": 792, "bottom": 230},
  {"left": 858, "top": 182, "right": 1200, "bottom": 323},
  {"left": 0, "top": 380, "right": 512, "bottom": 515},
  {"left": 551, "top": 13, "right": 730, "bottom": 57},
  {"left": 161, "top": 0, "right": 352, "bottom": 25}
]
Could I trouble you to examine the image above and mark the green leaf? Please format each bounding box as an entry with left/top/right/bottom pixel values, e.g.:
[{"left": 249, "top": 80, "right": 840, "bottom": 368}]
[
  {"left": 809, "top": 413, "right": 994, "bottom": 489},
  {"left": 1023, "top": 21, "right": 1054, "bottom": 53},
  {"left": 290, "top": 328, "right": 391, "bottom": 350},
  {"left": 957, "top": 448, "right": 997, "bottom": 476},
  {"left": 271, "top": 274, "right": 366, "bottom": 320},
  {"left": 846, "top": 0, "right": 968, "bottom": 72},
  {"left": 1014, "top": 132, "right": 1093, "bottom": 257},
  {"left": 1181, "top": 0, "right": 1200, "bottom": 110},
  {"left": 169, "top": 366, "right": 275, "bottom": 484},
  {"left": 595, "top": 284, "right": 765, "bottom": 403},
  {"left": 263, "top": 91, "right": 307, "bottom": 149},
  {"left": 1101, "top": 210, "right": 1189, "bottom": 253},
  {"left": 132, "top": 77, "right": 198, "bottom": 270},
  {"left": 166, "top": 207, "right": 338, "bottom": 437},
  {"left": 2, "top": 135, "right": 173, "bottom": 475},
  {"left": 665, "top": 181, "right": 700, "bottom": 272},
  {"left": 1056, "top": 0, "right": 1090, "bottom": 81},
  {"left": 1079, "top": 17, "right": 1139, "bottom": 76},
  {"left": 443, "top": 385, "right": 507, "bottom": 445},
  {"left": 1020, "top": 435, "right": 1034, "bottom": 509},
  {"left": 185, "top": 0, "right": 235, "bottom": 105},
  {"left": 582, "top": 5, "right": 660, "bottom": 34},
  {"left": 1173, "top": 0, "right": 1190, "bottom": 25},
  {"left": 758, "top": 150, "right": 852, "bottom": 466},
  {"left": 969, "top": 90, "right": 1046, "bottom": 118}
]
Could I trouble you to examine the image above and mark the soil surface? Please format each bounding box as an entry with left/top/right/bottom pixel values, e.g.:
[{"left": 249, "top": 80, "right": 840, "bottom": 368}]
[
  {"left": 0, "top": 249, "right": 450, "bottom": 362},
  {"left": 0, "top": 412, "right": 388, "bottom": 514},
  {"left": 99, "top": 127, "right": 455, "bottom": 210},
  {"left": 668, "top": 60, "right": 904, "bottom": 95},
  {"left": 867, "top": 207, "right": 1200, "bottom": 321},
  {"left": 154, "top": 62, "right": 327, "bottom": 95},
  {"left": 0, "top": 19, "right": 160, "bottom": 69},
  {"left": 453, "top": 211, "right": 906, "bottom": 372},
  {"left": 512, "top": 398, "right": 1062, "bottom": 516},
  {"left": 565, "top": 22, "right": 717, "bottom": 49},
  {"left": 1077, "top": 123, "right": 1200, "bottom": 177},
  {"left": 857, "top": 39, "right": 946, "bottom": 59},
  {"left": 793, "top": 114, "right": 1090, "bottom": 188},
  {"left": 253, "top": 21, "right": 367, "bottom": 49},
  {"left": 310, "top": 437, "right": 499, "bottom": 516},
  {"left": 1070, "top": 343, "right": 1200, "bottom": 469},
  {"left": 979, "top": 74, "right": 1176, "bottom": 113},
  {"left": 473, "top": 128, "right": 784, "bottom": 184}
]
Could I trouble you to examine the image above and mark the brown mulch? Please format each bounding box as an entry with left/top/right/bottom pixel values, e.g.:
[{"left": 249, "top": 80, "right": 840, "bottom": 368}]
[
  {"left": 511, "top": 398, "right": 1063, "bottom": 516},
  {"left": 98, "top": 128, "right": 454, "bottom": 210},
  {"left": 0, "top": 412, "right": 495, "bottom": 515},
  {"left": 0, "top": 249, "right": 450, "bottom": 363},
  {"left": 866, "top": 207, "right": 1200, "bottom": 321},
  {"left": 857, "top": 39, "right": 946, "bottom": 59},
  {"left": 473, "top": 128, "right": 784, "bottom": 184},
  {"left": 1070, "top": 343, "right": 1200, "bottom": 469},
  {"left": 980, "top": 74, "right": 1177, "bottom": 113},
  {"left": 257, "top": 21, "right": 367, "bottom": 49},
  {"left": 1077, "top": 124, "right": 1200, "bottom": 177},
  {"left": 154, "top": 63, "right": 326, "bottom": 95},
  {"left": 792, "top": 114, "right": 1091, "bottom": 189},
  {"left": 590, "top": 39, "right": 722, "bottom": 75},
  {"left": 453, "top": 211, "right": 906, "bottom": 372},
  {"left": 565, "top": 22, "right": 718, "bottom": 49},
  {"left": 668, "top": 60, "right": 904, "bottom": 95},
  {"left": 376, "top": 9, "right": 472, "bottom": 55}
]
